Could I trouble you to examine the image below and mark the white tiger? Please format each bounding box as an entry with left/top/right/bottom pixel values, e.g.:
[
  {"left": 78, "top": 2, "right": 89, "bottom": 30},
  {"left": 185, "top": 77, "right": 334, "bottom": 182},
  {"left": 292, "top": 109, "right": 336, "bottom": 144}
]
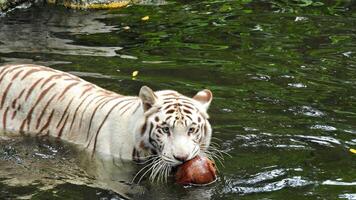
[{"left": 0, "top": 64, "right": 213, "bottom": 172}]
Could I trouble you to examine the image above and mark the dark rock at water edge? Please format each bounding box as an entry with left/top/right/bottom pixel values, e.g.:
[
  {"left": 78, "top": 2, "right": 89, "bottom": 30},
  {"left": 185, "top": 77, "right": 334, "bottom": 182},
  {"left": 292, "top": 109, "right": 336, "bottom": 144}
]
[{"left": 0, "top": 0, "right": 36, "bottom": 12}]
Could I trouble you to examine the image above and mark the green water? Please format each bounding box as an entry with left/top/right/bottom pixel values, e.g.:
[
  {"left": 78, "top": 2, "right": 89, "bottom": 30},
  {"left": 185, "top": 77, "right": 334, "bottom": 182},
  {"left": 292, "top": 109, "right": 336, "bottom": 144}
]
[{"left": 0, "top": 0, "right": 356, "bottom": 199}]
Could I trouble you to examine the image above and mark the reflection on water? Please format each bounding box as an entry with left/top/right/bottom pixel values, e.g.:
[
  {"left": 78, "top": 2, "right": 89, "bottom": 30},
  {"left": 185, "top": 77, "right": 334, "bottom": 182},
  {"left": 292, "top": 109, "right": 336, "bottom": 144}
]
[
  {"left": 1, "top": 1, "right": 356, "bottom": 200},
  {"left": 0, "top": 136, "right": 145, "bottom": 199},
  {"left": 0, "top": 7, "right": 122, "bottom": 57}
]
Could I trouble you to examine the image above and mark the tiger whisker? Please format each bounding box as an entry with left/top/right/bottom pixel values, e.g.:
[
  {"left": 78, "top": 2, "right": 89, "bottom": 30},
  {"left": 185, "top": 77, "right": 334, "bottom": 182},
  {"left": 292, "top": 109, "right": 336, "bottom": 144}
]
[
  {"left": 164, "top": 164, "right": 170, "bottom": 183},
  {"left": 137, "top": 154, "right": 157, "bottom": 160},
  {"left": 131, "top": 157, "right": 158, "bottom": 184},
  {"left": 165, "top": 163, "right": 171, "bottom": 183},
  {"left": 201, "top": 143, "right": 230, "bottom": 157},
  {"left": 151, "top": 159, "right": 166, "bottom": 183},
  {"left": 191, "top": 145, "right": 200, "bottom": 158},
  {"left": 158, "top": 162, "right": 167, "bottom": 183},
  {"left": 132, "top": 155, "right": 175, "bottom": 184},
  {"left": 205, "top": 147, "right": 225, "bottom": 159},
  {"left": 209, "top": 141, "right": 221, "bottom": 147},
  {"left": 136, "top": 156, "right": 158, "bottom": 165},
  {"left": 150, "top": 160, "right": 164, "bottom": 183},
  {"left": 200, "top": 144, "right": 227, "bottom": 168},
  {"left": 159, "top": 163, "right": 167, "bottom": 183},
  {"left": 149, "top": 161, "right": 160, "bottom": 183},
  {"left": 157, "top": 161, "right": 168, "bottom": 183},
  {"left": 203, "top": 146, "right": 225, "bottom": 159},
  {"left": 156, "top": 164, "right": 163, "bottom": 183},
  {"left": 208, "top": 151, "right": 224, "bottom": 164},
  {"left": 204, "top": 153, "right": 213, "bottom": 160},
  {"left": 137, "top": 159, "right": 161, "bottom": 184},
  {"left": 209, "top": 146, "right": 232, "bottom": 158},
  {"left": 162, "top": 156, "right": 177, "bottom": 163},
  {"left": 204, "top": 150, "right": 224, "bottom": 168}
]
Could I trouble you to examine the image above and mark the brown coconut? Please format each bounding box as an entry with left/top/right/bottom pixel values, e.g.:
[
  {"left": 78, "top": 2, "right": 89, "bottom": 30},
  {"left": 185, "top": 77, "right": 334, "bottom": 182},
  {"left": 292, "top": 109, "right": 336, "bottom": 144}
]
[{"left": 175, "top": 155, "right": 217, "bottom": 185}]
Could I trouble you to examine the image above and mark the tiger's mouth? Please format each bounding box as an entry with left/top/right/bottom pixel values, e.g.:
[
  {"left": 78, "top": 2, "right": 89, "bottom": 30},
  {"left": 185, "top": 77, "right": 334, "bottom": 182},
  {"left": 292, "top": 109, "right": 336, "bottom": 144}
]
[
  {"left": 131, "top": 142, "right": 226, "bottom": 184},
  {"left": 131, "top": 154, "right": 218, "bottom": 186}
]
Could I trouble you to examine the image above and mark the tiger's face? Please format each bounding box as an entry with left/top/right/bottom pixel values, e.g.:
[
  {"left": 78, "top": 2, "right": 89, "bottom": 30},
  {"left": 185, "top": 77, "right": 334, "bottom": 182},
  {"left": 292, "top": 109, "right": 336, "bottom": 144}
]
[{"left": 134, "top": 86, "right": 213, "bottom": 167}]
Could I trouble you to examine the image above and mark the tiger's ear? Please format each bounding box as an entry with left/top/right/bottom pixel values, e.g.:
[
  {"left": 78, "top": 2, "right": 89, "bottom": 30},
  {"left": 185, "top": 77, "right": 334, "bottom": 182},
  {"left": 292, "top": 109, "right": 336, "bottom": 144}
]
[
  {"left": 193, "top": 89, "right": 213, "bottom": 111},
  {"left": 139, "top": 86, "right": 157, "bottom": 111}
]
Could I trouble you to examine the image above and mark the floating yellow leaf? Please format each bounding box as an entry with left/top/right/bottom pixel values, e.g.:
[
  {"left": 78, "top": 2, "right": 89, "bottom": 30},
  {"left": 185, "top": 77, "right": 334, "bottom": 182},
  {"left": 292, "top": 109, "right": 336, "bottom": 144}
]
[
  {"left": 141, "top": 16, "right": 149, "bottom": 21},
  {"left": 350, "top": 149, "right": 356, "bottom": 154},
  {"left": 132, "top": 71, "right": 139, "bottom": 77}
]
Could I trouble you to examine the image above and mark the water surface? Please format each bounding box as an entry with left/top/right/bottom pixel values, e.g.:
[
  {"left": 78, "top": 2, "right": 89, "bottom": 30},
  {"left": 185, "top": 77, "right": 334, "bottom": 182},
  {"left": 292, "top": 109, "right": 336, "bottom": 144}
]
[{"left": 0, "top": 1, "right": 356, "bottom": 199}]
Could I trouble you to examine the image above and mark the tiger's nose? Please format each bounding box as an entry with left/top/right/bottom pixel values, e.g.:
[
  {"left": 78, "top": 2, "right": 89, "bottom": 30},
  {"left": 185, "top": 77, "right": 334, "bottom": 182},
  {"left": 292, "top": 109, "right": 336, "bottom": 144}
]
[{"left": 173, "top": 154, "right": 189, "bottom": 163}]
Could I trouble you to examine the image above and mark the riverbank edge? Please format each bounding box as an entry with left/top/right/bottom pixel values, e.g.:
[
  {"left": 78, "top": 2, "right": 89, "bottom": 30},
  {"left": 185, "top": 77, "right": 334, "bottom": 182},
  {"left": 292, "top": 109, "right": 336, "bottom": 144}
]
[{"left": 0, "top": 0, "right": 130, "bottom": 12}]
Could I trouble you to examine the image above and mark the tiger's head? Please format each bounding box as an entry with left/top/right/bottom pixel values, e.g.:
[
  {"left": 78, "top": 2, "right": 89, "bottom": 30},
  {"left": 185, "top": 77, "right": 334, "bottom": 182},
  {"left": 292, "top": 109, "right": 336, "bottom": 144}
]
[{"left": 133, "top": 86, "right": 213, "bottom": 167}]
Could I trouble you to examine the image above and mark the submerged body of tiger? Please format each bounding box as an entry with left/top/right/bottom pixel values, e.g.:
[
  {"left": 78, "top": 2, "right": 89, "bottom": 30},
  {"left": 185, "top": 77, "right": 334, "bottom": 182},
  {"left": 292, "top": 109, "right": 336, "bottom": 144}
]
[{"left": 0, "top": 64, "right": 214, "bottom": 180}]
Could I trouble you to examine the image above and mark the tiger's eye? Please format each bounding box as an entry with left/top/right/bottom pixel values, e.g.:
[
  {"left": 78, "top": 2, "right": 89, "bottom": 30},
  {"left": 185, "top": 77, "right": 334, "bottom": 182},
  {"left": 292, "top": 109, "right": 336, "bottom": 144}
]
[
  {"left": 188, "top": 128, "right": 195, "bottom": 134},
  {"left": 162, "top": 127, "right": 170, "bottom": 134}
]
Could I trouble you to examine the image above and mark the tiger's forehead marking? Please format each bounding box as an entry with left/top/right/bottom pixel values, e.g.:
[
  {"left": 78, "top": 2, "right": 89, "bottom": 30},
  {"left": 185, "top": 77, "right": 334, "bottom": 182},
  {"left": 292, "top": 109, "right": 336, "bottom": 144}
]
[{"left": 156, "top": 92, "right": 201, "bottom": 127}]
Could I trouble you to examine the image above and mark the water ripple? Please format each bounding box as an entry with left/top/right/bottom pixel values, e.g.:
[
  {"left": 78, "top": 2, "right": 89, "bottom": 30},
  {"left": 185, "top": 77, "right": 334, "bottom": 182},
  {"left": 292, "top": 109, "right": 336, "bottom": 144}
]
[
  {"left": 288, "top": 106, "right": 325, "bottom": 117},
  {"left": 234, "top": 132, "right": 344, "bottom": 149},
  {"left": 310, "top": 124, "right": 337, "bottom": 131},
  {"left": 339, "top": 193, "right": 356, "bottom": 200},
  {"left": 322, "top": 180, "right": 356, "bottom": 186},
  {"left": 223, "top": 175, "right": 313, "bottom": 195},
  {"left": 68, "top": 71, "right": 113, "bottom": 79},
  {"left": 295, "top": 135, "right": 341, "bottom": 147},
  {"left": 249, "top": 74, "right": 271, "bottom": 81},
  {"left": 233, "top": 169, "right": 286, "bottom": 185},
  {"left": 288, "top": 83, "right": 307, "bottom": 88}
]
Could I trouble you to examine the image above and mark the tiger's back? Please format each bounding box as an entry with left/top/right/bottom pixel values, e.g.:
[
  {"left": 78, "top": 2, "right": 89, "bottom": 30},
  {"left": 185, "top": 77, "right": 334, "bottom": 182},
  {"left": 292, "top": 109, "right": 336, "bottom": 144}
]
[{"left": 0, "top": 64, "right": 141, "bottom": 156}]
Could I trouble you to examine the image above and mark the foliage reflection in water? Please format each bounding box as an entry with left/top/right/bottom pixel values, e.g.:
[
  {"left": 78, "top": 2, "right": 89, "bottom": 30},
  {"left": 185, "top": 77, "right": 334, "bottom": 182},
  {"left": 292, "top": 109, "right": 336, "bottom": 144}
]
[{"left": 0, "top": 0, "right": 356, "bottom": 199}]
